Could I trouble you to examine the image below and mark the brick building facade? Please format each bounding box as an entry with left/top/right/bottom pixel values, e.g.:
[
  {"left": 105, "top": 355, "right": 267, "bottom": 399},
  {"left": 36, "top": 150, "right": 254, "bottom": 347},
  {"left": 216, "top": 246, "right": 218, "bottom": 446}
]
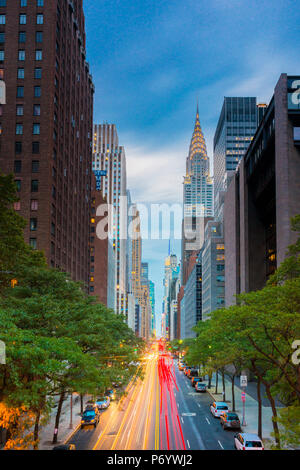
[{"left": 0, "top": 0, "right": 94, "bottom": 285}]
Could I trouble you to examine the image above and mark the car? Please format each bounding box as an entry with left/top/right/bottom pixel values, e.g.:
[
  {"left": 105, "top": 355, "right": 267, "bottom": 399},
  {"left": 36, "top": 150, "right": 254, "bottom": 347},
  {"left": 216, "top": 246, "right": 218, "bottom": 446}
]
[
  {"left": 84, "top": 401, "right": 98, "bottom": 412},
  {"left": 96, "top": 396, "right": 110, "bottom": 410},
  {"left": 81, "top": 409, "right": 99, "bottom": 428},
  {"left": 184, "top": 366, "right": 191, "bottom": 376},
  {"left": 191, "top": 377, "right": 201, "bottom": 387},
  {"left": 52, "top": 444, "right": 76, "bottom": 450},
  {"left": 187, "top": 368, "right": 198, "bottom": 379},
  {"left": 195, "top": 382, "right": 207, "bottom": 392},
  {"left": 210, "top": 401, "right": 229, "bottom": 417},
  {"left": 105, "top": 389, "right": 115, "bottom": 401},
  {"left": 220, "top": 412, "right": 241, "bottom": 430},
  {"left": 178, "top": 363, "right": 185, "bottom": 371},
  {"left": 234, "top": 433, "right": 264, "bottom": 450}
]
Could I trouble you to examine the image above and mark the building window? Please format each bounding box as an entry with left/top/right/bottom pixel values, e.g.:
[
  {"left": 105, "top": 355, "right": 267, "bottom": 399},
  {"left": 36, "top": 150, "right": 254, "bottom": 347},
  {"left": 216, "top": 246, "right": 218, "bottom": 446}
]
[
  {"left": 16, "top": 124, "right": 23, "bottom": 135},
  {"left": 0, "top": 15, "right": 5, "bottom": 25},
  {"left": 31, "top": 199, "right": 38, "bottom": 211},
  {"left": 32, "top": 142, "right": 39, "bottom": 153},
  {"left": 32, "top": 160, "right": 39, "bottom": 172},
  {"left": 15, "top": 180, "right": 21, "bottom": 192},
  {"left": 36, "top": 14, "right": 43, "bottom": 24},
  {"left": 19, "top": 32, "right": 26, "bottom": 43},
  {"left": 17, "top": 68, "right": 25, "bottom": 79},
  {"left": 15, "top": 142, "right": 22, "bottom": 154},
  {"left": 33, "top": 124, "right": 40, "bottom": 135},
  {"left": 18, "top": 50, "right": 25, "bottom": 61},
  {"left": 0, "top": 51, "right": 4, "bottom": 61},
  {"left": 19, "top": 14, "right": 26, "bottom": 25},
  {"left": 17, "top": 86, "right": 24, "bottom": 98},
  {"left": 30, "top": 218, "right": 37, "bottom": 231},
  {"left": 20, "top": 0, "right": 27, "bottom": 6},
  {"left": 31, "top": 180, "right": 39, "bottom": 192},
  {"left": 0, "top": 1, "right": 6, "bottom": 7},
  {"left": 51, "top": 222, "right": 55, "bottom": 236},
  {"left": 29, "top": 238, "right": 37, "bottom": 249},
  {"left": 37, "top": 0, "right": 44, "bottom": 6},
  {"left": 0, "top": 69, "right": 3, "bottom": 79},
  {"left": 35, "top": 50, "right": 42, "bottom": 61},
  {"left": 0, "top": 33, "right": 4, "bottom": 44},
  {"left": 16, "top": 105, "right": 24, "bottom": 116},
  {"left": 14, "top": 201, "right": 21, "bottom": 211},
  {"left": 34, "top": 68, "right": 42, "bottom": 79},
  {"left": 216, "top": 244, "right": 224, "bottom": 250},
  {"left": 33, "top": 104, "right": 40, "bottom": 116},
  {"left": 36, "top": 31, "right": 43, "bottom": 43},
  {"left": 14, "top": 160, "right": 22, "bottom": 173},
  {"left": 34, "top": 86, "right": 41, "bottom": 97}
]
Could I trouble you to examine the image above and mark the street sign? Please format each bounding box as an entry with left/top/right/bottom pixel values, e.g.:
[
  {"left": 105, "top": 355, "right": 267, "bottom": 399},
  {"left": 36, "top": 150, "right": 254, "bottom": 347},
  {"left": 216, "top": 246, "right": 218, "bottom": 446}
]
[
  {"left": 240, "top": 375, "right": 247, "bottom": 387},
  {"left": 241, "top": 392, "right": 246, "bottom": 402}
]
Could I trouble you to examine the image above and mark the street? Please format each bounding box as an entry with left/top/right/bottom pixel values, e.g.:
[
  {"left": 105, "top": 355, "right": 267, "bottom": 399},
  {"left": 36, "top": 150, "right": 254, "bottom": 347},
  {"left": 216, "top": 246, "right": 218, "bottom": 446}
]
[{"left": 67, "top": 347, "right": 235, "bottom": 450}]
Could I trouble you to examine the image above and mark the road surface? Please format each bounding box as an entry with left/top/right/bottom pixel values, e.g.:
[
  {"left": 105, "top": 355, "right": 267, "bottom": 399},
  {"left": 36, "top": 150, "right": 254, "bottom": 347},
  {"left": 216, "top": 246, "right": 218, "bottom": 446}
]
[{"left": 68, "top": 347, "right": 235, "bottom": 450}]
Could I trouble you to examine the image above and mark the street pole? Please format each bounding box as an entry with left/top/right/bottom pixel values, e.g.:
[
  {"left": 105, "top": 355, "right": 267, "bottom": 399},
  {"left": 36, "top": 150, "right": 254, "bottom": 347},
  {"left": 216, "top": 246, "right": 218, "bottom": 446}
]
[
  {"left": 242, "top": 387, "right": 246, "bottom": 426},
  {"left": 69, "top": 393, "right": 73, "bottom": 429}
]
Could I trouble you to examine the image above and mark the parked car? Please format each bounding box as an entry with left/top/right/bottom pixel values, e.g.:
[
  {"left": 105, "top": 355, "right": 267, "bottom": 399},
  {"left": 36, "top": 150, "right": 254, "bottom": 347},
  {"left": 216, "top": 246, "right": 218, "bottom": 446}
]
[
  {"left": 195, "top": 382, "right": 207, "bottom": 393},
  {"left": 84, "top": 401, "right": 98, "bottom": 412},
  {"left": 178, "top": 362, "right": 185, "bottom": 371},
  {"left": 234, "top": 433, "right": 264, "bottom": 450},
  {"left": 220, "top": 412, "right": 241, "bottom": 430},
  {"left": 96, "top": 396, "right": 110, "bottom": 410},
  {"left": 105, "top": 389, "right": 115, "bottom": 401},
  {"left": 52, "top": 444, "right": 76, "bottom": 450},
  {"left": 81, "top": 409, "right": 100, "bottom": 428},
  {"left": 191, "top": 377, "right": 201, "bottom": 387},
  {"left": 210, "top": 401, "right": 229, "bottom": 417},
  {"left": 184, "top": 366, "right": 191, "bottom": 376},
  {"left": 187, "top": 368, "right": 198, "bottom": 379}
]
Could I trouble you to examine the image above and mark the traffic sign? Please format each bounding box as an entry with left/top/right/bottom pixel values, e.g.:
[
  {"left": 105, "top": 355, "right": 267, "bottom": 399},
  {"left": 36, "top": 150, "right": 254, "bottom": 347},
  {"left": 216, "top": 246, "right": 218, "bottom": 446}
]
[
  {"left": 241, "top": 392, "right": 246, "bottom": 402},
  {"left": 240, "top": 375, "right": 247, "bottom": 387}
]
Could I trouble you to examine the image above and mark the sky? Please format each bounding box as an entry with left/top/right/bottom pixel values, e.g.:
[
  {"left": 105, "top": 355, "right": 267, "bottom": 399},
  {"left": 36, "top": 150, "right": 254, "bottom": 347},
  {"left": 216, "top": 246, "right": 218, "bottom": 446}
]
[{"left": 83, "top": 0, "right": 300, "bottom": 332}]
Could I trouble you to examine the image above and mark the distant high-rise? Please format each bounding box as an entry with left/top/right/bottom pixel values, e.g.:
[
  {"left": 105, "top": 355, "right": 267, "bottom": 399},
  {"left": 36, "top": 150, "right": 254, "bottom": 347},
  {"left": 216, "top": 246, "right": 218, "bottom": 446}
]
[
  {"left": 213, "top": 97, "right": 257, "bottom": 198},
  {"left": 93, "top": 124, "right": 127, "bottom": 315},
  {"left": 0, "top": 0, "right": 94, "bottom": 284},
  {"left": 181, "top": 106, "right": 213, "bottom": 285},
  {"left": 162, "top": 253, "right": 179, "bottom": 339}
]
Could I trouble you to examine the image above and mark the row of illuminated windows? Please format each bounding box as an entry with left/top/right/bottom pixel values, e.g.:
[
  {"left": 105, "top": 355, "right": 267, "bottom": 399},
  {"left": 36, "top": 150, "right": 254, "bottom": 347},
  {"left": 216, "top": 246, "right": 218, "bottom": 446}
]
[
  {"left": 14, "top": 199, "right": 38, "bottom": 212},
  {"left": 0, "top": 31, "right": 43, "bottom": 43},
  {"left": 0, "top": 0, "right": 44, "bottom": 6},
  {"left": 16, "top": 85, "right": 42, "bottom": 97},
  {"left": 0, "top": 50, "right": 44, "bottom": 62},
  {"left": 15, "top": 123, "right": 40, "bottom": 135},
  {"left": 16, "top": 104, "right": 40, "bottom": 115},
  {"left": 0, "top": 13, "right": 44, "bottom": 25}
]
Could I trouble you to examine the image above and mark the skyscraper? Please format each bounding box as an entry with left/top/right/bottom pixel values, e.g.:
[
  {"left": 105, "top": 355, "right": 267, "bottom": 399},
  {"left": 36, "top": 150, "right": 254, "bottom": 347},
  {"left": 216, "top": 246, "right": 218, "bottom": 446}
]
[
  {"left": 0, "top": 0, "right": 94, "bottom": 284},
  {"left": 213, "top": 97, "right": 257, "bottom": 199},
  {"left": 162, "top": 253, "right": 179, "bottom": 339},
  {"left": 181, "top": 106, "right": 213, "bottom": 285},
  {"left": 93, "top": 124, "right": 127, "bottom": 315}
]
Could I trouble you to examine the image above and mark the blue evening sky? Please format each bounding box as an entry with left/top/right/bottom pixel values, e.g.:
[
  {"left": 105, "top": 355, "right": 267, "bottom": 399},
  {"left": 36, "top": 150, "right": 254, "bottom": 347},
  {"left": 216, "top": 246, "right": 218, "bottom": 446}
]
[{"left": 83, "top": 0, "right": 300, "bottom": 333}]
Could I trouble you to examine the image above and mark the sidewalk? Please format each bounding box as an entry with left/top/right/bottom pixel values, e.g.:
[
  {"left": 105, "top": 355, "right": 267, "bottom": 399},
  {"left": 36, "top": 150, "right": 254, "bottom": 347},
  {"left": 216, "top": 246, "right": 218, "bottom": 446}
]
[
  {"left": 38, "top": 394, "right": 83, "bottom": 450},
  {"left": 207, "top": 373, "right": 276, "bottom": 446}
]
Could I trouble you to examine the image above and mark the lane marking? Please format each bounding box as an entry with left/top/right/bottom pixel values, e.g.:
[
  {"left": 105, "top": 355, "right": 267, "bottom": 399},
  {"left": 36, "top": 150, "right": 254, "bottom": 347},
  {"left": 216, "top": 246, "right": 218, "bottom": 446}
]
[
  {"left": 197, "top": 403, "right": 201, "bottom": 408},
  {"left": 187, "top": 439, "right": 190, "bottom": 449},
  {"left": 182, "top": 412, "right": 196, "bottom": 417},
  {"left": 218, "top": 440, "right": 224, "bottom": 449},
  {"left": 181, "top": 417, "right": 184, "bottom": 424},
  {"left": 205, "top": 417, "right": 211, "bottom": 425}
]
